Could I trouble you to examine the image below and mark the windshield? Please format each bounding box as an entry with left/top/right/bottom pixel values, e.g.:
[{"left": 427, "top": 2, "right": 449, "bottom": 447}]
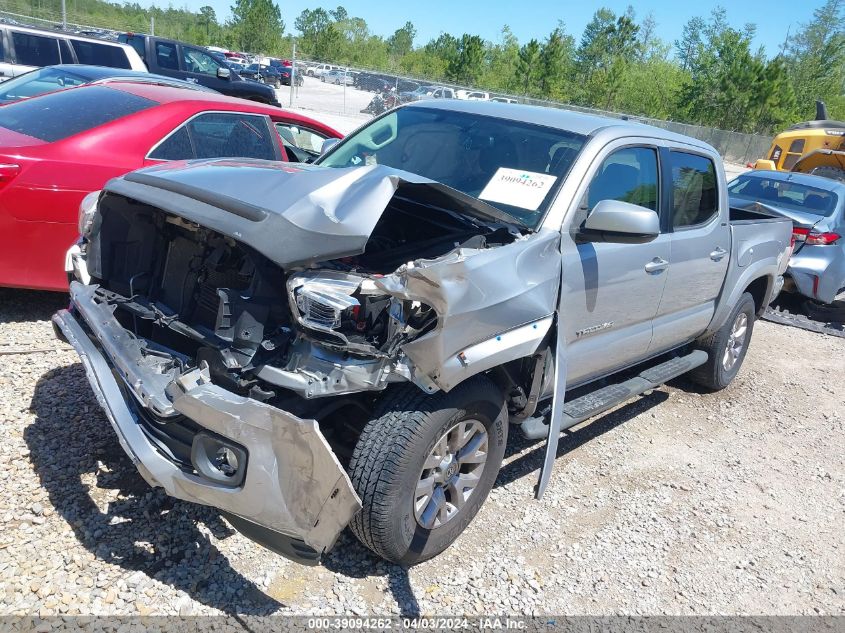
[
  {"left": 0, "top": 67, "right": 91, "bottom": 104},
  {"left": 316, "top": 105, "right": 586, "bottom": 229},
  {"left": 729, "top": 174, "right": 839, "bottom": 218}
]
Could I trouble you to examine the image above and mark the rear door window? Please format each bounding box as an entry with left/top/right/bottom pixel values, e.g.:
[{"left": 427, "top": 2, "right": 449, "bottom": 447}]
[
  {"left": 0, "top": 85, "right": 156, "bottom": 142},
  {"left": 669, "top": 151, "right": 719, "bottom": 228},
  {"left": 71, "top": 40, "right": 131, "bottom": 69},
  {"left": 181, "top": 46, "right": 220, "bottom": 76},
  {"left": 155, "top": 41, "right": 179, "bottom": 70},
  {"left": 118, "top": 34, "right": 145, "bottom": 61},
  {"left": 149, "top": 126, "right": 193, "bottom": 160},
  {"left": 11, "top": 31, "right": 60, "bottom": 66},
  {"left": 149, "top": 112, "right": 278, "bottom": 161}
]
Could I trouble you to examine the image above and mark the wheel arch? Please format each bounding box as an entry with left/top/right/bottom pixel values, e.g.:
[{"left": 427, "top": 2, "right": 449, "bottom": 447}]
[{"left": 743, "top": 275, "right": 772, "bottom": 317}]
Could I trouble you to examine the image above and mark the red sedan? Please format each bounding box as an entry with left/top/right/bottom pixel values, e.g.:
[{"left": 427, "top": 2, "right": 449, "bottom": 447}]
[{"left": 0, "top": 81, "right": 341, "bottom": 291}]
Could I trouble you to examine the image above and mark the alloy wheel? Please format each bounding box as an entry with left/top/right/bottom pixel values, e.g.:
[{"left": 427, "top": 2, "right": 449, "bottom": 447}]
[
  {"left": 722, "top": 312, "right": 748, "bottom": 371},
  {"left": 414, "top": 419, "right": 489, "bottom": 529}
]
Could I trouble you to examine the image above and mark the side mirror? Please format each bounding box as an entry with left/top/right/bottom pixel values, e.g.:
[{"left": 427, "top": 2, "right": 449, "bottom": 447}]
[
  {"left": 320, "top": 137, "right": 341, "bottom": 155},
  {"left": 579, "top": 199, "right": 659, "bottom": 244},
  {"left": 217, "top": 67, "right": 231, "bottom": 80}
]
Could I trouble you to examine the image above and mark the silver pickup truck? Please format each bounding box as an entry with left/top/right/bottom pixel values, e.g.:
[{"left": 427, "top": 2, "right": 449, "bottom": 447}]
[{"left": 54, "top": 100, "right": 793, "bottom": 566}]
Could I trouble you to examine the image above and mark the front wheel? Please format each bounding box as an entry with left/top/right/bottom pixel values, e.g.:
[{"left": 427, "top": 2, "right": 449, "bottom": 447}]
[
  {"left": 689, "top": 292, "right": 756, "bottom": 390},
  {"left": 348, "top": 376, "right": 507, "bottom": 565}
]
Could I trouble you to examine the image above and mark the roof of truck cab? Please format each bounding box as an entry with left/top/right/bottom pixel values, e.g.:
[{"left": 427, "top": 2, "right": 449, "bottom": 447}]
[{"left": 409, "top": 99, "right": 714, "bottom": 151}]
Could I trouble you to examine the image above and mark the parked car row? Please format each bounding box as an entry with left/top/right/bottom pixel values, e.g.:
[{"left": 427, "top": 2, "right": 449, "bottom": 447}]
[
  {"left": 0, "top": 23, "right": 146, "bottom": 79},
  {"left": 118, "top": 33, "right": 279, "bottom": 105}
]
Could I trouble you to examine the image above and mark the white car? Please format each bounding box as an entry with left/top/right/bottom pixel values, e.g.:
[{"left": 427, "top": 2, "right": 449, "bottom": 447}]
[
  {"left": 308, "top": 63, "right": 339, "bottom": 78},
  {"left": 0, "top": 24, "right": 145, "bottom": 81},
  {"left": 456, "top": 89, "right": 490, "bottom": 101}
]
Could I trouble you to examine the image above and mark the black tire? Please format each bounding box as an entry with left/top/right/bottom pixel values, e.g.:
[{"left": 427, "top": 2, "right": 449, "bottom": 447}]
[
  {"left": 689, "top": 292, "right": 756, "bottom": 391},
  {"left": 274, "top": 79, "right": 281, "bottom": 89},
  {"left": 348, "top": 376, "right": 507, "bottom": 565}
]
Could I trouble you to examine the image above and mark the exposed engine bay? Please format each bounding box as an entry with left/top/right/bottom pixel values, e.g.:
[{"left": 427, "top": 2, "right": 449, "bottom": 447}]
[{"left": 79, "top": 184, "right": 524, "bottom": 412}]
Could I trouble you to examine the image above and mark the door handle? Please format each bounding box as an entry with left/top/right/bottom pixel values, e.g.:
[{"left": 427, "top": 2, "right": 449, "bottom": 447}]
[
  {"left": 710, "top": 247, "right": 728, "bottom": 261},
  {"left": 644, "top": 257, "right": 669, "bottom": 273}
]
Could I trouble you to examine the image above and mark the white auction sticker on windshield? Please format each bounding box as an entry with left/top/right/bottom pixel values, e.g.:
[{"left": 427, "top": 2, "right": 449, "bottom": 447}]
[{"left": 478, "top": 168, "right": 558, "bottom": 210}]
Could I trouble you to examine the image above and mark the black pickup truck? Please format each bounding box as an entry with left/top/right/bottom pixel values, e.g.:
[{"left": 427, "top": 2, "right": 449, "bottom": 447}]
[{"left": 118, "top": 33, "right": 280, "bottom": 106}]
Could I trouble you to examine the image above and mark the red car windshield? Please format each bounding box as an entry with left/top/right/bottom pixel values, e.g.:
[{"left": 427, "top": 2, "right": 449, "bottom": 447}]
[{"left": 0, "top": 85, "right": 157, "bottom": 143}]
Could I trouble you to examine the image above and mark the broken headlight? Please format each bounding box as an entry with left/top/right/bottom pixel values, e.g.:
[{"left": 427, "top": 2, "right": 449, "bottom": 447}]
[{"left": 286, "top": 271, "right": 388, "bottom": 340}]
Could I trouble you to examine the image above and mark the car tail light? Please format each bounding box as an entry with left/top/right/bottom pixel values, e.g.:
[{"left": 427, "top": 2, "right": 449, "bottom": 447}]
[
  {"left": 793, "top": 226, "right": 840, "bottom": 245},
  {"left": 0, "top": 163, "right": 20, "bottom": 189},
  {"left": 806, "top": 231, "right": 840, "bottom": 245}
]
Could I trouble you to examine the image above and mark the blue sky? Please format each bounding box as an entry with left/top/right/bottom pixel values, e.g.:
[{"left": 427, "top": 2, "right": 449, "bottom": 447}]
[{"left": 139, "top": 0, "right": 818, "bottom": 56}]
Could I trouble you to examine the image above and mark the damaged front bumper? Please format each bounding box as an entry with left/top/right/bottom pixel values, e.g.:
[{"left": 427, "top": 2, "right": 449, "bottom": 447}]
[{"left": 53, "top": 282, "right": 362, "bottom": 565}]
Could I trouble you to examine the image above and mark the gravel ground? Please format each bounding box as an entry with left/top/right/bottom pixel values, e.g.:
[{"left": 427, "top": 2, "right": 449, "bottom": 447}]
[{"left": 0, "top": 287, "right": 843, "bottom": 617}]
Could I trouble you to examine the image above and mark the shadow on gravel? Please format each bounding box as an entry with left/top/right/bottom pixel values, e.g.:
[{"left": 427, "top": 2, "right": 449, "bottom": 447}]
[
  {"left": 26, "top": 363, "right": 283, "bottom": 616},
  {"left": 0, "top": 288, "right": 68, "bottom": 324},
  {"left": 321, "top": 540, "right": 422, "bottom": 617},
  {"left": 496, "top": 389, "right": 670, "bottom": 489}
]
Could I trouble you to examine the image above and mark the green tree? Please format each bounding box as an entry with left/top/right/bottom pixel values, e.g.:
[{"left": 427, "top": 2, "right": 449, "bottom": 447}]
[
  {"left": 785, "top": 0, "right": 845, "bottom": 119},
  {"left": 483, "top": 25, "right": 520, "bottom": 93},
  {"left": 446, "top": 34, "right": 485, "bottom": 84},
  {"left": 388, "top": 21, "right": 416, "bottom": 58},
  {"left": 294, "top": 8, "right": 345, "bottom": 61},
  {"left": 516, "top": 39, "right": 542, "bottom": 95},
  {"left": 229, "top": 0, "right": 284, "bottom": 54},
  {"left": 539, "top": 25, "right": 574, "bottom": 99}
]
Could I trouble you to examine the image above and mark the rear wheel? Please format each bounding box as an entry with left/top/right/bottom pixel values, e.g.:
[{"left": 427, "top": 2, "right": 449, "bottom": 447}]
[
  {"left": 348, "top": 376, "right": 507, "bottom": 564},
  {"left": 689, "top": 292, "right": 756, "bottom": 390}
]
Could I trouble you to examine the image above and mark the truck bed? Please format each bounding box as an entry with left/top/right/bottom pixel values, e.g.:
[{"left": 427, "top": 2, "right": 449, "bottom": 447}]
[{"left": 729, "top": 206, "right": 785, "bottom": 224}]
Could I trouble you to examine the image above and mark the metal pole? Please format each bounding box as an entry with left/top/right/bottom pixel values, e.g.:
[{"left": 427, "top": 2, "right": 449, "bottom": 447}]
[
  {"left": 150, "top": 16, "right": 154, "bottom": 36},
  {"left": 343, "top": 66, "right": 347, "bottom": 113},
  {"left": 289, "top": 41, "right": 295, "bottom": 107},
  {"left": 61, "top": 0, "right": 66, "bottom": 29}
]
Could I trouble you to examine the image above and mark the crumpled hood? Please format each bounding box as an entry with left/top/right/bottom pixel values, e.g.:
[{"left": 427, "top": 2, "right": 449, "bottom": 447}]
[{"left": 103, "top": 158, "right": 509, "bottom": 269}]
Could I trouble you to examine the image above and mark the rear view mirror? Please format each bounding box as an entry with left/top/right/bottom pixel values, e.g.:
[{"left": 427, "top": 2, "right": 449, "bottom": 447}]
[
  {"left": 579, "top": 199, "right": 659, "bottom": 244},
  {"left": 217, "top": 67, "right": 231, "bottom": 80},
  {"left": 320, "top": 137, "right": 341, "bottom": 155}
]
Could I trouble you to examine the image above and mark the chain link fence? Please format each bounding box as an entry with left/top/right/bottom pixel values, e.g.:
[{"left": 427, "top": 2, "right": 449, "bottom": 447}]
[
  {"left": 0, "top": 8, "right": 771, "bottom": 165},
  {"left": 291, "top": 56, "right": 771, "bottom": 165}
]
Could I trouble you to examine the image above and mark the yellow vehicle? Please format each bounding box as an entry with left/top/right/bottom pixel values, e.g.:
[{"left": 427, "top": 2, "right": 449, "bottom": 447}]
[{"left": 754, "top": 101, "right": 845, "bottom": 171}]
